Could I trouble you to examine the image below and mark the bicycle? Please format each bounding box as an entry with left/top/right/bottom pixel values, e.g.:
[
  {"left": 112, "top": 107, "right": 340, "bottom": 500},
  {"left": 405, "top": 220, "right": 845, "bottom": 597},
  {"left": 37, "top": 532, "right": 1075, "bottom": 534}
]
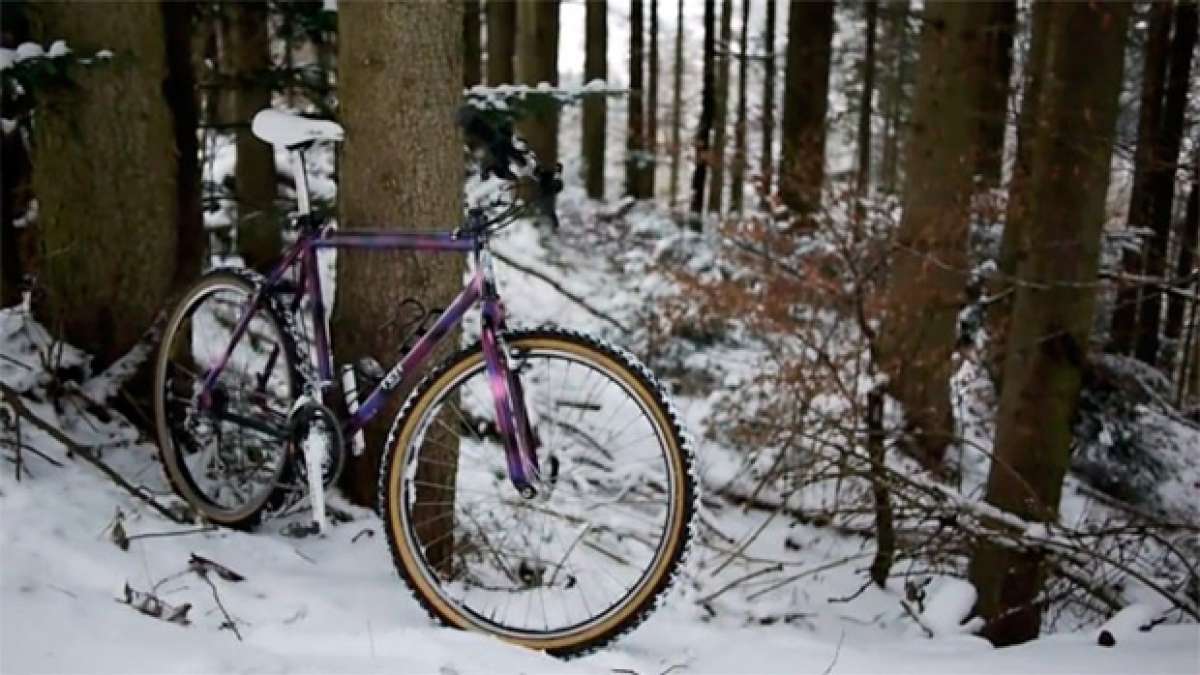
[{"left": 152, "top": 107, "right": 697, "bottom": 656}]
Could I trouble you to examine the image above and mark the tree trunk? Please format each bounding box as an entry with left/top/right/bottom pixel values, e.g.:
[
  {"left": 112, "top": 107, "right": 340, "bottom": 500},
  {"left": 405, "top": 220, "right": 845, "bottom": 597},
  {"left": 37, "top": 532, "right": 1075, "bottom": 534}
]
[
  {"left": 730, "top": 0, "right": 751, "bottom": 214},
  {"left": 1166, "top": 145, "right": 1199, "bottom": 367},
  {"left": 759, "top": 0, "right": 775, "bottom": 208},
  {"left": 464, "top": 0, "right": 482, "bottom": 88},
  {"left": 991, "top": 0, "right": 1051, "bottom": 391},
  {"left": 779, "top": 0, "right": 833, "bottom": 216},
  {"left": 1135, "top": 0, "right": 1197, "bottom": 367},
  {"left": 856, "top": 1, "right": 878, "bottom": 195},
  {"left": 222, "top": 1, "right": 278, "bottom": 272},
  {"left": 516, "top": 0, "right": 559, "bottom": 165},
  {"left": 878, "top": 0, "right": 910, "bottom": 196},
  {"left": 689, "top": 0, "right": 716, "bottom": 224},
  {"left": 644, "top": 0, "right": 659, "bottom": 198},
  {"left": 975, "top": 1, "right": 1016, "bottom": 189},
  {"left": 334, "top": 2, "right": 464, "bottom": 508},
  {"left": 583, "top": 0, "right": 607, "bottom": 199},
  {"left": 161, "top": 1, "right": 204, "bottom": 287},
  {"left": 31, "top": 1, "right": 180, "bottom": 365},
  {"left": 669, "top": 0, "right": 685, "bottom": 208},
  {"left": 627, "top": 0, "right": 646, "bottom": 198},
  {"left": 968, "top": 1, "right": 1130, "bottom": 647},
  {"left": 1111, "top": 2, "right": 1174, "bottom": 356},
  {"left": 877, "top": 2, "right": 997, "bottom": 471},
  {"left": 487, "top": 0, "right": 516, "bottom": 85},
  {"left": 707, "top": 0, "right": 733, "bottom": 213}
]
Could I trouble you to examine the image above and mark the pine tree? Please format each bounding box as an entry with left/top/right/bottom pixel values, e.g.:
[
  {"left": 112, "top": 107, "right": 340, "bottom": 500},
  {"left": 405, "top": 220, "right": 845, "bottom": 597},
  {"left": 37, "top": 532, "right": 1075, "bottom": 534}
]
[
  {"left": 759, "top": 0, "right": 776, "bottom": 207},
  {"left": 730, "top": 0, "right": 751, "bottom": 214},
  {"left": 968, "top": 0, "right": 1131, "bottom": 646},
  {"left": 644, "top": 0, "right": 659, "bottom": 198},
  {"left": 689, "top": 0, "right": 716, "bottom": 223},
  {"left": 669, "top": 0, "right": 685, "bottom": 208},
  {"left": 487, "top": 0, "right": 516, "bottom": 85},
  {"left": 162, "top": 0, "right": 204, "bottom": 285},
  {"left": 856, "top": 1, "right": 878, "bottom": 195},
  {"left": 1165, "top": 144, "right": 1199, "bottom": 363},
  {"left": 583, "top": 0, "right": 607, "bottom": 199},
  {"left": 627, "top": 0, "right": 646, "bottom": 197},
  {"left": 31, "top": 2, "right": 182, "bottom": 364},
  {"left": 464, "top": 0, "right": 482, "bottom": 88},
  {"left": 707, "top": 0, "right": 733, "bottom": 213},
  {"left": 877, "top": 0, "right": 912, "bottom": 195},
  {"left": 975, "top": 1, "right": 1016, "bottom": 189},
  {"left": 333, "top": 1, "right": 465, "bottom": 507},
  {"left": 516, "top": 0, "right": 559, "bottom": 166},
  {"left": 779, "top": 0, "right": 834, "bottom": 215}
]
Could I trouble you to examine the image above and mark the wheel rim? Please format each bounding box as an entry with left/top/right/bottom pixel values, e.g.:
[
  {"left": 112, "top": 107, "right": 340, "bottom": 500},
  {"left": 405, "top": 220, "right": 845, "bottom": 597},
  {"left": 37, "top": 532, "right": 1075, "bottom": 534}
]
[
  {"left": 391, "top": 340, "right": 684, "bottom": 642},
  {"left": 156, "top": 280, "right": 295, "bottom": 522}
]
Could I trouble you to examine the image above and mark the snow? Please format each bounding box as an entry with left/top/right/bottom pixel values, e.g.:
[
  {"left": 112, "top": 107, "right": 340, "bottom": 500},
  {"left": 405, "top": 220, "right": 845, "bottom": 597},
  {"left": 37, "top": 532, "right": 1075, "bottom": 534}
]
[{"left": 13, "top": 42, "right": 44, "bottom": 63}]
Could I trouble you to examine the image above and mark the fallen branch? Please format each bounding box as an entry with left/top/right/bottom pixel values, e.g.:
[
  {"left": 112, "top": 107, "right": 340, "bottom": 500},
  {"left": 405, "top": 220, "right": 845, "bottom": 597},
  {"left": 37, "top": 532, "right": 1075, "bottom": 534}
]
[
  {"left": 491, "top": 249, "right": 631, "bottom": 334},
  {"left": 0, "top": 382, "right": 186, "bottom": 524}
]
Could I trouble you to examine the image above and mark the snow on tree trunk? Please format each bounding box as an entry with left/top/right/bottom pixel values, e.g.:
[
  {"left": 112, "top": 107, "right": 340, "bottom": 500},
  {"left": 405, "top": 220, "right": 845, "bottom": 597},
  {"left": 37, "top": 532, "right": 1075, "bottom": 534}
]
[
  {"left": 31, "top": 2, "right": 181, "bottom": 366},
  {"left": 968, "top": 0, "right": 1130, "bottom": 647},
  {"left": 333, "top": 2, "right": 465, "bottom": 508}
]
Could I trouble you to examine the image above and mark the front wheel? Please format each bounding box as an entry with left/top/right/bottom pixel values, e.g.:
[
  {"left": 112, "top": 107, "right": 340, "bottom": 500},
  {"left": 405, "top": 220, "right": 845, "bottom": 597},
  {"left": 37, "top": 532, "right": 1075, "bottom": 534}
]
[{"left": 378, "top": 328, "right": 696, "bottom": 657}]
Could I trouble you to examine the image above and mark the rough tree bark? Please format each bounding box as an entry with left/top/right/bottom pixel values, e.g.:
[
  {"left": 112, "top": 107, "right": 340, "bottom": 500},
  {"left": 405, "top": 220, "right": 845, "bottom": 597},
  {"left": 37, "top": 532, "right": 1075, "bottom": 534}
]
[
  {"left": 220, "top": 1, "right": 278, "bottom": 272},
  {"left": 31, "top": 2, "right": 180, "bottom": 365},
  {"left": 516, "top": 0, "right": 559, "bottom": 166},
  {"left": 627, "top": 0, "right": 646, "bottom": 197},
  {"left": 1165, "top": 143, "right": 1199, "bottom": 359},
  {"left": 856, "top": 0, "right": 878, "bottom": 195},
  {"left": 464, "top": 0, "right": 482, "bottom": 88},
  {"left": 669, "top": 0, "right": 685, "bottom": 208},
  {"left": 975, "top": 1, "right": 1016, "bottom": 189},
  {"left": 759, "top": 0, "right": 775, "bottom": 208},
  {"left": 487, "top": 0, "right": 516, "bottom": 85},
  {"left": 707, "top": 0, "right": 733, "bottom": 213},
  {"left": 877, "top": 2, "right": 997, "bottom": 471},
  {"left": 968, "top": 0, "right": 1130, "bottom": 647},
  {"left": 730, "top": 0, "right": 750, "bottom": 214},
  {"left": 334, "top": 2, "right": 464, "bottom": 508},
  {"left": 689, "top": 0, "right": 716, "bottom": 224},
  {"left": 878, "top": 0, "right": 910, "bottom": 196},
  {"left": 779, "top": 0, "right": 833, "bottom": 216},
  {"left": 1135, "top": 0, "right": 1197, "bottom": 367},
  {"left": 583, "top": 0, "right": 607, "bottom": 199}
]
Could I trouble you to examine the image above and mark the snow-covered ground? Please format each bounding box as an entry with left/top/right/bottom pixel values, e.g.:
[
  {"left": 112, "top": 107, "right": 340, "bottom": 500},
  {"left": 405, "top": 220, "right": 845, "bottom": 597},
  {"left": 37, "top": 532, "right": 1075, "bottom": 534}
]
[{"left": 3, "top": 200, "right": 1198, "bottom": 673}]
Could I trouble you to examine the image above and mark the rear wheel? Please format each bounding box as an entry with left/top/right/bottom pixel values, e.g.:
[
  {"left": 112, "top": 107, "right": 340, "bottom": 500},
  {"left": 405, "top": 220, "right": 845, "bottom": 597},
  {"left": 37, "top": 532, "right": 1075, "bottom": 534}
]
[
  {"left": 379, "top": 329, "right": 696, "bottom": 657},
  {"left": 153, "top": 270, "right": 302, "bottom": 527}
]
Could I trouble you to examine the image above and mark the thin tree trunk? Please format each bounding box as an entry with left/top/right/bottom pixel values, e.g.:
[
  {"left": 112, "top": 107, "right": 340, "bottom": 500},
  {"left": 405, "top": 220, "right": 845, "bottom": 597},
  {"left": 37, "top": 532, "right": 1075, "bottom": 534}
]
[
  {"left": 516, "top": 0, "right": 560, "bottom": 166},
  {"left": 645, "top": 0, "right": 659, "bottom": 198},
  {"left": 730, "top": 0, "right": 751, "bottom": 214},
  {"left": 856, "top": 1, "right": 878, "bottom": 196},
  {"left": 1135, "top": 0, "right": 1198, "bottom": 367},
  {"left": 627, "top": 0, "right": 646, "bottom": 198},
  {"left": 464, "top": 0, "right": 482, "bottom": 88},
  {"left": 583, "top": 0, "right": 607, "bottom": 199},
  {"left": 0, "top": 7, "right": 30, "bottom": 307},
  {"left": 223, "top": 1, "right": 278, "bottom": 272},
  {"left": 759, "top": 0, "right": 775, "bottom": 208},
  {"left": 975, "top": 1, "right": 1016, "bottom": 189},
  {"left": 779, "top": 0, "right": 834, "bottom": 216},
  {"left": 1167, "top": 149, "right": 1198, "bottom": 383},
  {"left": 707, "top": 0, "right": 733, "bottom": 213},
  {"left": 31, "top": 1, "right": 180, "bottom": 365},
  {"left": 1111, "top": 2, "right": 1173, "bottom": 356},
  {"left": 487, "top": 0, "right": 516, "bottom": 85},
  {"left": 162, "top": 1, "right": 204, "bottom": 287},
  {"left": 968, "top": 1, "right": 1130, "bottom": 647},
  {"left": 878, "top": 0, "right": 910, "bottom": 196},
  {"left": 669, "top": 0, "right": 685, "bottom": 208},
  {"left": 689, "top": 0, "right": 716, "bottom": 224},
  {"left": 334, "top": 2, "right": 464, "bottom": 508}
]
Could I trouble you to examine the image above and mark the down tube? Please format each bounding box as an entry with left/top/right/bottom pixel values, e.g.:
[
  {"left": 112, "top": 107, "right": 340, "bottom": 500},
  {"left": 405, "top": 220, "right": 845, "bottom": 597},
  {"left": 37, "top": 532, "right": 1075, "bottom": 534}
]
[{"left": 345, "top": 272, "right": 483, "bottom": 435}]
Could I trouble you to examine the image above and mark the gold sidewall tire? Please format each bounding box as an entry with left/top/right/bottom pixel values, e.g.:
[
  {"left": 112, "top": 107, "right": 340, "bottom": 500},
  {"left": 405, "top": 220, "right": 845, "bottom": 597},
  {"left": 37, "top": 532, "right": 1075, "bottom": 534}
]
[
  {"left": 379, "top": 328, "right": 697, "bottom": 657},
  {"left": 153, "top": 270, "right": 301, "bottom": 528}
]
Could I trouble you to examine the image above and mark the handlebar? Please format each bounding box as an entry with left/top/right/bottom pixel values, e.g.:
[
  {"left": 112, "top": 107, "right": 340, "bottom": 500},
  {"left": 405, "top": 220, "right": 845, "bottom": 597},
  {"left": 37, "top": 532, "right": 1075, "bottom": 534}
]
[{"left": 457, "top": 106, "right": 562, "bottom": 230}]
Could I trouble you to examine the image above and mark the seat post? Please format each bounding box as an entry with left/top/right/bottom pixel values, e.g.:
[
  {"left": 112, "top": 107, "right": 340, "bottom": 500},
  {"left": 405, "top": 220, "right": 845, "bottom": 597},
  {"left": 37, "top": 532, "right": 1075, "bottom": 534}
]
[{"left": 291, "top": 148, "right": 312, "bottom": 217}]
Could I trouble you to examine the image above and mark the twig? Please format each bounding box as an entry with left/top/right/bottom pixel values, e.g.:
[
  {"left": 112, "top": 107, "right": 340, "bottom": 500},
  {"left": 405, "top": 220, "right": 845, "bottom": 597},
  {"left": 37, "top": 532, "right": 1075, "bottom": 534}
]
[
  {"left": 900, "top": 600, "right": 935, "bottom": 638},
  {"left": 821, "top": 630, "right": 846, "bottom": 675},
  {"left": 0, "top": 382, "right": 186, "bottom": 524},
  {"left": 125, "top": 527, "right": 217, "bottom": 544},
  {"left": 695, "top": 562, "right": 784, "bottom": 606},
  {"left": 490, "top": 249, "right": 631, "bottom": 334},
  {"left": 196, "top": 570, "right": 242, "bottom": 641}
]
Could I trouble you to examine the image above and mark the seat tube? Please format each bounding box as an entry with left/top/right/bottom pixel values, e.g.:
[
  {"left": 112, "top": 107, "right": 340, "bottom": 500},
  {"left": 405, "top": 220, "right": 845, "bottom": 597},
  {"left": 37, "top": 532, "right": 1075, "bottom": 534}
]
[{"left": 291, "top": 149, "right": 311, "bottom": 216}]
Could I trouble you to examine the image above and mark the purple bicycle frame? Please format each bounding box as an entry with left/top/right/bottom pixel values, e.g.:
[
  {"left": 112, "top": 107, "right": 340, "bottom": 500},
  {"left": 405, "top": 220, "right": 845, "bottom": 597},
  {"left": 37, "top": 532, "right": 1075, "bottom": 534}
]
[{"left": 198, "top": 223, "right": 541, "bottom": 492}]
